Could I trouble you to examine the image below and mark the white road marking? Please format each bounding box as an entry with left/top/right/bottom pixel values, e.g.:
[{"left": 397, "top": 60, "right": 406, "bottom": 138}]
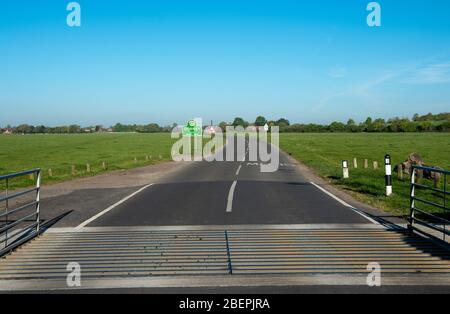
[
  {"left": 309, "top": 182, "right": 379, "bottom": 225},
  {"left": 75, "top": 183, "right": 154, "bottom": 229},
  {"left": 226, "top": 180, "right": 237, "bottom": 213},
  {"left": 235, "top": 165, "right": 242, "bottom": 176}
]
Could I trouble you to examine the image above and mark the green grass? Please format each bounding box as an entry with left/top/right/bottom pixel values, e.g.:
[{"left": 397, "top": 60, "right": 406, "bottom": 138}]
[
  {"left": 280, "top": 133, "right": 450, "bottom": 217},
  {"left": 0, "top": 133, "right": 177, "bottom": 188}
]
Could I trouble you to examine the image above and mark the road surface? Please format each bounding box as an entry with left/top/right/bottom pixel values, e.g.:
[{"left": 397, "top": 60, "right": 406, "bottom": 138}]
[{"left": 86, "top": 137, "right": 371, "bottom": 227}]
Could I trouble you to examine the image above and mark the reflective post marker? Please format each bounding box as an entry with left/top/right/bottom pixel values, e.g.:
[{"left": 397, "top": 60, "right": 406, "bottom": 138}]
[
  {"left": 385, "top": 154, "right": 392, "bottom": 196},
  {"left": 342, "top": 160, "right": 349, "bottom": 179}
]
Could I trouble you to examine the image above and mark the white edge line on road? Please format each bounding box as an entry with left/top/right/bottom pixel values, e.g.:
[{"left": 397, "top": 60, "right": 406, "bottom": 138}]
[
  {"left": 235, "top": 165, "right": 242, "bottom": 176},
  {"left": 309, "top": 182, "right": 380, "bottom": 225},
  {"left": 226, "top": 180, "right": 237, "bottom": 213},
  {"left": 75, "top": 183, "right": 154, "bottom": 230}
]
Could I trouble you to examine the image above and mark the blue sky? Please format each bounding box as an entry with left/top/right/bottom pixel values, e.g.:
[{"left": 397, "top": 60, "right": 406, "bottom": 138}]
[{"left": 1, "top": 0, "right": 450, "bottom": 126}]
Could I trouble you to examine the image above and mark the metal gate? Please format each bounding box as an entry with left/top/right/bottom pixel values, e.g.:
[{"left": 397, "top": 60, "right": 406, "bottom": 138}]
[
  {"left": 409, "top": 165, "right": 450, "bottom": 242},
  {"left": 0, "top": 169, "right": 42, "bottom": 257}
]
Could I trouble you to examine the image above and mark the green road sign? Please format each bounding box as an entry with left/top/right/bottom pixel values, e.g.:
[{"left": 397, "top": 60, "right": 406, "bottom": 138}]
[{"left": 183, "top": 120, "right": 202, "bottom": 137}]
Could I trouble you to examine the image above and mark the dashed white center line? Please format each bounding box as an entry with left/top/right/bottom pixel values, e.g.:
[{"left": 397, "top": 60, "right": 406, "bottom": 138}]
[
  {"left": 226, "top": 180, "right": 237, "bottom": 213},
  {"left": 235, "top": 165, "right": 242, "bottom": 176}
]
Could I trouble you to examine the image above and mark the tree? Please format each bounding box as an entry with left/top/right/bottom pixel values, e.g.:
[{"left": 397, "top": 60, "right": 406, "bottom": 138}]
[
  {"left": 232, "top": 117, "right": 248, "bottom": 128},
  {"left": 16, "top": 124, "right": 33, "bottom": 134},
  {"left": 254, "top": 116, "right": 267, "bottom": 127},
  {"left": 218, "top": 122, "right": 228, "bottom": 132},
  {"left": 276, "top": 118, "right": 290, "bottom": 127},
  {"left": 329, "top": 121, "right": 346, "bottom": 132},
  {"left": 363, "top": 117, "right": 373, "bottom": 132},
  {"left": 145, "top": 123, "right": 161, "bottom": 133},
  {"left": 372, "top": 119, "right": 386, "bottom": 132},
  {"left": 346, "top": 119, "right": 359, "bottom": 132},
  {"left": 69, "top": 125, "right": 81, "bottom": 133}
]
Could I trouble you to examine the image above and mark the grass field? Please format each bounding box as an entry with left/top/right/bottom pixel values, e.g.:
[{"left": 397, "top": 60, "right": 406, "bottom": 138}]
[
  {"left": 280, "top": 133, "right": 450, "bottom": 217},
  {"left": 0, "top": 133, "right": 177, "bottom": 188}
]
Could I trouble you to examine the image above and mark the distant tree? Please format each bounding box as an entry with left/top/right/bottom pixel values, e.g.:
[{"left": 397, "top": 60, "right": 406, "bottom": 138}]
[
  {"left": 112, "top": 123, "right": 125, "bottom": 132},
  {"left": 232, "top": 117, "right": 248, "bottom": 128},
  {"left": 254, "top": 116, "right": 267, "bottom": 126},
  {"left": 218, "top": 122, "right": 228, "bottom": 132},
  {"left": 145, "top": 123, "right": 162, "bottom": 133},
  {"left": 363, "top": 117, "right": 373, "bottom": 132},
  {"left": 35, "top": 125, "right": 47, "bottom": 133},
  {"left": 424, "top": 113, "right": 434, "bottom": 121},
  {"left": 436, "top": 120, "right": 450, "bottom": 131},
  {"left": 329, "top": 121, "right": 346, "bottom": 132},
  {"left": 372, "top": 119, "right": 386, "bottom": 132},
  {"left": 276, "top": 118, "right": 290, "bottom": 132},
  {"left": 16, "top": 124, "right": 33, "bottom": 134},
  {"left": 346, "top": 119, "right": 359, "bottom": 132},
  {"left": 276, "top": 118, "right": 290, "bottom": 127},
  {"left": 69, "top": 125, "right": 81, "bottom": 133},
  {"left": 417, "top": 121, "right": 433, "bottom": 132}
]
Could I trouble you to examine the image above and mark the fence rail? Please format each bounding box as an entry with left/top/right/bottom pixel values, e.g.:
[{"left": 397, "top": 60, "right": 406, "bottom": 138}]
[
  {"left": 0, "top": 169, "right": 41, "bottom": 257},
  {"left": 409, "top": 165, "right": 449, "bottom": 242}
]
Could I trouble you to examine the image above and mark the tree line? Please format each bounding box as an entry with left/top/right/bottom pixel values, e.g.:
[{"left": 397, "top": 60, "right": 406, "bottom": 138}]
[
  {"left": 224, "top": 112, "right": 450, "bottom": 133},
  {"left": 0, "top": 123, "right": 175, "bottom": 134},
  {"left": 1, "top": 112, "right": 449, "bottom": 134}
]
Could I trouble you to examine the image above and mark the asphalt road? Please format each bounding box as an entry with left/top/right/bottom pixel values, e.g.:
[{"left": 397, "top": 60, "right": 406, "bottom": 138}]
[{"left": 88, "top": 137, "right": 369, "bottom": 227}]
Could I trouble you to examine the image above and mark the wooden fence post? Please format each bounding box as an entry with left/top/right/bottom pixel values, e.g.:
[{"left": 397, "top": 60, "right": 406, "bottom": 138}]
[
  {"left": 102, "top": 161, "right": 106, "bottom": 170},
  {"left": 353, "top": 158, "right": 358, "bottom": 168},
  {"left": 86, "top": 163, "right": 91, "bottom": 173},
  {"left": 373, "top": 161, "right": 378, "bottom": 170},
  {"left": 48, "top": 168, "right": 53, "bottom": 177},
  {"left": 71, "top": 165, "right": 76, "bottom": 176},
  {"left": 364, "top": 159, "right": 368, "bottom": 169},
  {"left": 434, "top": 173, "right": 440, "bottom": 188},
  {"left": 398, "top": 164, "right": 403, "bottom": 180}
]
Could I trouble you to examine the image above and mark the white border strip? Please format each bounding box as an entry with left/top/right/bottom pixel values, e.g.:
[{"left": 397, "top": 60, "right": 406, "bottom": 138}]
[
  {"left": 47, "top": 223, "right": 386, "bottom": 233},
  {"left": 310, "top": 182, "right": 379, "bottom": 225},
  {"left": 75, "top": 183, "right": 154, "bottom": 229},
  {"left": 1, "top": 274, "right": 449, "bottom": 291}
]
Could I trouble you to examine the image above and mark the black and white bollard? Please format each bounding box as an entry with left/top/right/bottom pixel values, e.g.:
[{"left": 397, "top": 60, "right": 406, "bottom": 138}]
[
  {"left": 385, "top": 154, "right": 392, "bottom": 196},
  {"left": 342, "top": 160, "right": 349, "bottom": 179}
]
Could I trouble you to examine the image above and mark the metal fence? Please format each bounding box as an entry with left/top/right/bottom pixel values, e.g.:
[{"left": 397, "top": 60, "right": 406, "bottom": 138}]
[
  {"left": 0, "top": 169, "right": 41, "bottom": 257},
  {"left": 409, "top": 165, "right": 449, "bottom": 242}
]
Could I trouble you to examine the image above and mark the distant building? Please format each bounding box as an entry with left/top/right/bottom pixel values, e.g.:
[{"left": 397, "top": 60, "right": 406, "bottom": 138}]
[{"left": 2, "top": 128, "right": 12, "bottom": 134}]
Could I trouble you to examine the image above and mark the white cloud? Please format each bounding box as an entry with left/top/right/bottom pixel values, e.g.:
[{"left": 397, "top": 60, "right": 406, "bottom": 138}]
[
  {"left": 311, "top": 58, "right": 450, "bottom": 113},
  {"left": 403, "top": 63, "right": 450, "bottom": 84}
]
